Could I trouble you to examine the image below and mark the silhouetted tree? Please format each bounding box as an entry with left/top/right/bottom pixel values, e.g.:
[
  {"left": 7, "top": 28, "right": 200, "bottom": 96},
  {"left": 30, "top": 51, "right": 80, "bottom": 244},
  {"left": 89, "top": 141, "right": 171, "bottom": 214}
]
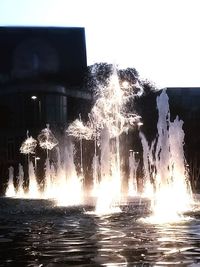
[
  {"left": 85, "top": 62, "right": 113, "bottom": 91},
  {"left": 85, "top": 62, "right": 156, "bottom": 95},
  {"left": 140, "top": 79, "right": 157, "bottom": 95}
]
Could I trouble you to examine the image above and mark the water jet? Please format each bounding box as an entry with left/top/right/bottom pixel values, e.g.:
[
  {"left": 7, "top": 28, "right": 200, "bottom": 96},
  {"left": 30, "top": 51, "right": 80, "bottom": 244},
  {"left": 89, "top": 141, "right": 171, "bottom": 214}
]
[{"left": 4, "top": 67, "right": 194, "bottom": 219}]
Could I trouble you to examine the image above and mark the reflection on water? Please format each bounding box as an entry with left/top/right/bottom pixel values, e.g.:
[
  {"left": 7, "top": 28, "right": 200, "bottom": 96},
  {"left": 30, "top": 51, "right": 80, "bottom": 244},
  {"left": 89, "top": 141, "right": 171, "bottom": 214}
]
[{"left": 0, "top": 200, "right": 200, "bottom": 266}]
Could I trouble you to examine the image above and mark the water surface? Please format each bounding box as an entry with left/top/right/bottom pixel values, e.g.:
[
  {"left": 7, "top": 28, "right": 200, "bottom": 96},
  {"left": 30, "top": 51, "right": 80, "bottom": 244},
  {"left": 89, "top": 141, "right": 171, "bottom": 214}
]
[{"left": 0, "top": 198, "right": 200, "bottom": 266}]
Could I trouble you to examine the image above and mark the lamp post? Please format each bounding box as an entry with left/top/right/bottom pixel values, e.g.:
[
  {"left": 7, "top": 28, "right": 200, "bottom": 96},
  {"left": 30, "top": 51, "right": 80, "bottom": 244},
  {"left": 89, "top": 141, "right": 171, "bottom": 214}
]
[{"left": 31, "top": 95, "right": 41, "bottom": 124}]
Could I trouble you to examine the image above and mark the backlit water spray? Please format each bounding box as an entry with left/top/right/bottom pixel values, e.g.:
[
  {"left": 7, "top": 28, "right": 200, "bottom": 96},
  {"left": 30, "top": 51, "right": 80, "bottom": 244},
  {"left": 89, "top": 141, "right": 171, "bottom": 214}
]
[
  {"left": 140, "top": 90, "right": 193, "bottom": 223},
  {"left": 6, "top": 131, "right": 40, "bottom": 198},
  {"left": 67, "top": 67, "right": 142, "bottom": 213},
  {"left": 4, "top": 67, "right": 194, "bottom": 221}
]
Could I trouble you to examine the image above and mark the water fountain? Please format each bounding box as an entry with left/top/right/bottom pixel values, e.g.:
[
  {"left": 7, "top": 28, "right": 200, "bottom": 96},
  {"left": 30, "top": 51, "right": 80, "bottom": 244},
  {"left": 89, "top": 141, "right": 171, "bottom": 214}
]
[
  {"left": 140, "top": 90, "right": 193, "bottom": 222},
  {"left": 4, "top": 67, "right": 194, "bottom": 219},
  {"left": 2, "top": 65, "right": 200, "bottom": 266}
]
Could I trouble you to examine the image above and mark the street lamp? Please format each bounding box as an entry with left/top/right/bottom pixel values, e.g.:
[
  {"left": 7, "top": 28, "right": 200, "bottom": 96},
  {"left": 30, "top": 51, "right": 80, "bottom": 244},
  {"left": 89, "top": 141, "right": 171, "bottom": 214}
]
[{"left": 31, "top": 95, "right": 41, "bottom": 123}]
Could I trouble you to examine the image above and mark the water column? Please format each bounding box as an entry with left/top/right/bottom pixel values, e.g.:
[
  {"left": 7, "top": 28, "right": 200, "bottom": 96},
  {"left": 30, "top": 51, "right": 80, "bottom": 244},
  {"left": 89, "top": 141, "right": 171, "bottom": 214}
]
[
  {"left": 100, "top": 127, "right": 110, "bottom": 185},
  {"left": 92, "top": 136, "right": 100, "bottom": 196},
  {"left": 139, "top": 132, "right": 155, "bottom": 196},
  {"left": 62, "top": 139, "right": 83, "bottom": 206},
  {"left": 154, "top": 89, "right": 171, "bottom": 190},
  {"left": 37, "top": 124, "right": 58, "bottom": 198},
  {"left": 95, "top": 71, "right": 124, "bottom": 212},
  {"left": 95, "top": 126, "right": 113, "bottom": 213},
  {"left": 16, "top": 163, "right": 25, "bottom": 197},
  {"left": 28, "top": 161, "right": 40, "bottom": 198},
  {"left": 66, "top": 65, "right": 142, "bottom": 212},
  {"left": 128, "top": 151, "right": 139, "bottom": 196},
  {"left": 19, "top": 132, "right": 39, "bottom": 197},
  {"left": 5, "top": 166, "right": 15, "bottom": 197},
  {"left": 140, "top": 89, "right": 193, "bottom": 220}
]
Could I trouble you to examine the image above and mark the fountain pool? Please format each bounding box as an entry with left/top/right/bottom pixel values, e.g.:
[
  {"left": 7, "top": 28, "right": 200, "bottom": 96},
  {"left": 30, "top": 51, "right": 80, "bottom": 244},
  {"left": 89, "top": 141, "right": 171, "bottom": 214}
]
[
  {"left": 1, "top": 66, "right": 200, "bottom": 266},
  {"left": 0, "top": 201, "right": 200, "bottom": 266}
]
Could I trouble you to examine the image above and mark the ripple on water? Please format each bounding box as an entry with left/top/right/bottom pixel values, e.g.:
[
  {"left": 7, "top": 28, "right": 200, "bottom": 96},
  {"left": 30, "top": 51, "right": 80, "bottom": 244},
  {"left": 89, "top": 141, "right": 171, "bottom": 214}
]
[
  {"left": 0, "top": 203, "right": 200, "bottom": 266},
  {"left": 0, "top": 238, "right": 13, "bottom": 243}
]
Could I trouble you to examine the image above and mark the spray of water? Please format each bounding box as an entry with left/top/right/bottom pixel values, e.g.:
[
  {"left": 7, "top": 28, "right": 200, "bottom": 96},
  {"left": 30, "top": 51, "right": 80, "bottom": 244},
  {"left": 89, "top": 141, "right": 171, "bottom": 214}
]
[
  {"left": 20, "top": 131, "right": 37, "bottom": 155},
  {"left": 55, "top": 142, "right": 84, "bottom": 206},
  {"left": 28, "top": 161, "right": 41, "bottom": 198},
  {"left": 128, "top": 151, "right": 139, "bottom": 196},
  {"left": 19, "top": 131, "right": 41, "bottom": 198},
  {"left": 6, "top": 126, "right": 83, "bottom": 206},
  {"left": 66, "top": 66, "right": 142, "bottom": 213},
  {"left": 4, "top": 66, "right": 195, "bottom": 221},
  {"left": 140, "top": 90, "right": 193, "bottom": 223},
  {"left": 15, "top": 163, "right": 26, "bottom": 198},
  {"left": 37, "top": 124, "right": 58, "bottom": 151},
  {"left": 5, "top": 166, "right": 15, "bottom": 197}
]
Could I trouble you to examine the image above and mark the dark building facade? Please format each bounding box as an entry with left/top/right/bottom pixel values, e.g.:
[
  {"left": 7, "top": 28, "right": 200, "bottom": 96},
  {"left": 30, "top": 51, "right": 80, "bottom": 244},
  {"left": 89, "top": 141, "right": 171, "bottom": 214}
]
[
  {"left": 166, "top": 88, "right": 200, "bottom": 191},
  {"left": 0, "top": 26, "right": 91, "bottom": 189},
  {"left": 136, "top": 87, "right": 200, "bottom": 192},
  {"left": 131, "top": 86, "right": 200, "bottom": 192}
]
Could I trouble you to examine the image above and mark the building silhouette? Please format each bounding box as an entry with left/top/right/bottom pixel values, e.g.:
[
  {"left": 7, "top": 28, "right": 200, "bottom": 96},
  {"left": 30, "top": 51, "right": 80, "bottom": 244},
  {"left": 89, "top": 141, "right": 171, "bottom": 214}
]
[
  {"left": 0, "top": 26, "right": 91, "bottom": 191},
  {"left": 166, "top": 87, "right": 200, "bottom": 191},
  {"left": 135, "top": 87, "right": 200, "bottom": 192},
  {"left": 0, "top": 26, "right": 200, "bottom": 194}
]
